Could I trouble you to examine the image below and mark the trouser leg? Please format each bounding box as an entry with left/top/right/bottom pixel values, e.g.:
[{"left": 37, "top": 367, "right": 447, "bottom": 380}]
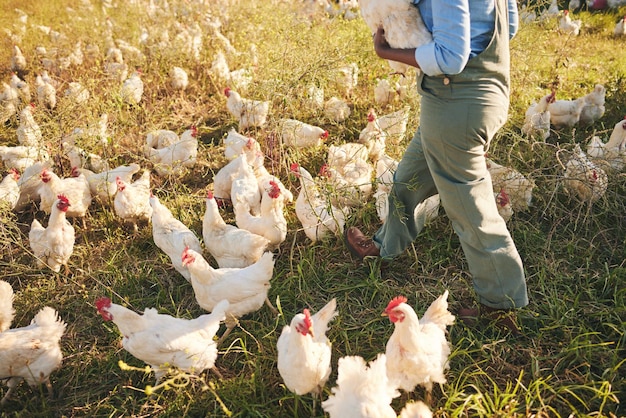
[
  {"left": 373, "top": 127, "right": 438, "bottom": 258},
  {"left": 420, "top": 90, "right": 528, "bottom": 309}
]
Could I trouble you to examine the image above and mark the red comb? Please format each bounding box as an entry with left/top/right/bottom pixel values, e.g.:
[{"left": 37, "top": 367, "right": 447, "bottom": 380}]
[
  {"left": 385, "top": 296, "right": 407, "bottom": 313},
  {"left": 95, "top": 297, "right": 111, "bottom": 310},
  {"left": 303, "top": 308, "right": 312, "bottom": 330},
  {"left": 268, "top": 181, "right": 281, "bottom": 198},
  {"left": 207, "top": 190, "right": 214, "bottom": 199}
]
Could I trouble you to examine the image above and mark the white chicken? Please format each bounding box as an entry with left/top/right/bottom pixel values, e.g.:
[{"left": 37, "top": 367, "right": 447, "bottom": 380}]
[
  {"left": 210, "top": 50, "right": 232, "bottom": 81},
  {"left": 372, "top": 107, "right": 411, "bottom": 145},
  {"left": 358, "top": 109, "right": 387, "bottom": 162},
  {"left": 375, "top": 154, "right": 399, "bottom": 194},
  {"left": 95, "top": 297, "right": 228, "bottom": 384},
  {"left": 322, "top": 354, "right": 400, "bottom": 418},
  {"left": 358, "top": 0, "right": 432, "bottom": 75},
  {"left": 374, "top": 78, "right": 400, "bottom": 107},
  {"left": 539, "top": 0, "right": 560, "bottom": 21},
  {"left": 230, "top": 152, "right": 261, "bottom": 216},
  {"left": 181, "top": 247, "right": 275, "bottom": 343},
  {"left": 203, "top": 189, "right": 270, "bottom": 268},
  {"left": 334, "top": 63, "right": 359, "bottom": 97},
  {"left": 233, "top": 181, "right": 288, "bottom": 247},
  {"left": 113, "top": 170, "right": 153, "bottom": 230},
  {"left": 383, "top": 292, "right": 455, "bottom": 396},
  {"left": 605, "top": 116, "right": 626, "bottom": 154},
  {"left": 149, "top": 194, "right": 203, "bottom": 282},
  {"left": 145, "top": 129, "right": 179, "bottom": 150},
  {"left": 222, "top": 129, "right": 259, "bottom": 161},
  {"left": 279, "top": 118, "right": 329, "bottom": 149},
  {"left": 521, "top": 92, "right": 555, "bottom": 140},
  {"left": 0, "top": 169, "right": 20, "bottom": 210},
  {"left": 120, "top": 70, "right": 144, "bottom": 105},
  {"left": 13, "top": 161, "right": 49, "bottom": 211},
  {"left": 291, "top": 163, "right": 347, "bottom": 242},
  {"left": 29, "top": 195, "right": 75, "bottom": 274},
  {"left": 495, "top": 188, "right": 514, "bottom": 222},
  {"left": 277, "top": 298, "right": 338, "bottom": 396},
  {"left": 321, "top": 158, "right": 373, "bottom": 208},
  {"left": 0, "top": 144, "right": 49, "bottom": 172},
  {"left": 145, "top": 126, "right": 198, "bottom": 176},
  {"left": 519, "top": 4, "right": 538, "bottom": 23},
  {"left": 0, "top": 306, "right": 66, "bottom": 405},
  {"left": 37, "top": 168, "right": 92, "bottom": 221},
  {"left": 253, "top": 157, "right": 294, "bottom": 204},
  {"left": 224, "top": 88, "right": 269, "bottom": 130},
  {"left": 169, "top": 66, "right": 189, "bottom": 91},
  {"left": 563, "top": 144, "right": 608, "bottom": 203},
  {"left": 548, "top": 94, "right": 585, "bottom": 128},
  {"left": 10, "top": 73, "right": 30, "bottom": 104},
  {"left": 0, "top": 87, "right": 18, "bottom": 124},
  {"left": 586, "top": 135, "right": 606, "bottom": 159},
  {"left": 485, "top": 157, "right": 535, "bottom": 212},
  {"left": 578, "top": 84, "right": 606, "bottom": 126},
  {"left": 63, "top": 113, "right": 109, "bottom": 147},
  {"left": 16, "top": 104, "right": 43, "bottom": 147},
  {"left": 63, "top": 81, "right": 90, "bottom": 105},
  {"left": 324, "top": 96, "right": 351, "bottom": 122},
  {"left": 62, "top": 142, "right": 109, "bottom": 174},
  {"left": 327, "top": 143, "right": 370, "bottom": 173},
  {"left": 586, "top": 129, "right": 626, "bottom": 173},
  {"left": 374, "top": 154, "right": 400, "bottom": 223},
  {"left": 0, "top": 280, "right": 15, "bottom": 333},
  {"left": 559, "top": 10, "right": 582, "bottom": 36},
  {"left": 305, "top": 84, "right": 325, "bottom": 111},
  {"left": 73, "top": 163, "right": 140, "bottom": 204},
  {"left": 212, "top": 152, "right": 254, "bottom": 204},
  {"left": 615, "top": 15, "right": 626, "bottom": 36},
  {"left": 10, "top": 46, "right": 27, "bottom": 76},
  {"left": 399, "top": 401, "right": 433, "bottom": 418},
  {"left": 35, "top": 74, "right": 57, "bottom": 110}
]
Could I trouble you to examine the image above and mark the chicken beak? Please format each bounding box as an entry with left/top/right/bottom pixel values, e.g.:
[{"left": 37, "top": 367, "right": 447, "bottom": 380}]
[
  {"left": 308, "top": 326, "right": 315, "bottom": 338},
  {"left": 381, "top": 311, "right": 388, "bottom": 317}
]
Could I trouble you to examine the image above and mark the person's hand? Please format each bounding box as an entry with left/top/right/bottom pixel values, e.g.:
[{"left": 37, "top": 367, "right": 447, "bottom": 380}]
[{"left": 373, "top": 26, "right": 390, "bottom": 58}]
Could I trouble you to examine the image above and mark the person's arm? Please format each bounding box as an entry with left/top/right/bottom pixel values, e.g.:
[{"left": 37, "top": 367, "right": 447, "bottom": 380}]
[
  {"left": 373, "top": 27, "right": 420, "bottom": 69},
  {"left": 415, "top": 0, "right": 471, "bottom": 76}
]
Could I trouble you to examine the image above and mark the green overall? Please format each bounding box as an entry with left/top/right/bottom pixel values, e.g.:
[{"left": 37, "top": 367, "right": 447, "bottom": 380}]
[{"left": 373, "top": 0, "right": 529, "bottom": 310}]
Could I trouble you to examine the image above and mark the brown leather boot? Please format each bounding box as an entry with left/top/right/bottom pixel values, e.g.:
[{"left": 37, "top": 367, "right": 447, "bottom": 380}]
[
  {"left": 458, "top": 304, "right": 521, "bottom": 336},
  {"left": 344, "top": 227, "right": 380, "bottom": 260}
]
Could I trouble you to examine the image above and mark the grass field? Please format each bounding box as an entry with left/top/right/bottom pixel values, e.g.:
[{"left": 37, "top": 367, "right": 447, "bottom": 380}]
[{"left": 0, "top": 0, "right": 625, "bottom": 417}]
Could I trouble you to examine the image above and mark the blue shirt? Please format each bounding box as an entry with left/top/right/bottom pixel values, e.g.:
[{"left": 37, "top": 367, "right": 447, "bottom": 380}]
[{"left": 413, "top": 0, "right": 519, "bottom": 76}]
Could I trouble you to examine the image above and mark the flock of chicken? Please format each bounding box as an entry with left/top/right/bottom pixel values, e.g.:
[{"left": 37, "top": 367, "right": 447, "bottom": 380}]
[
  {"left": 520, "top": 0, "right": 626, "bottom": 36},
  {"left": 0, "top": 0, "right": 625, "bottom": 415}
]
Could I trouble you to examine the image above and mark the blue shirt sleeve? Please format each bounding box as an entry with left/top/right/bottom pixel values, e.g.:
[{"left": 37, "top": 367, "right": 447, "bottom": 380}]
[{"left": 414, "top": 0, "right": 471, "bottom": 76}]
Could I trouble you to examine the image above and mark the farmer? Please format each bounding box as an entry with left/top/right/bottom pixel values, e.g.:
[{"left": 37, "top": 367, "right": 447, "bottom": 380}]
[{"left": 345, "top": 0, "right": 528, "bottom": 334}]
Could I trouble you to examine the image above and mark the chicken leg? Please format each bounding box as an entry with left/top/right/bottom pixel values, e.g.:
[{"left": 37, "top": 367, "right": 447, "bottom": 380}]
[{"left": 217, "top": 314, "right": 239, "bottom": 346}]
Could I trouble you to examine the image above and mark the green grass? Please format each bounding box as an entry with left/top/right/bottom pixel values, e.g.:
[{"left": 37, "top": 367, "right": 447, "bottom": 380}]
[{"left": 1, "top": 0, "right": 625, "bottom": 417}]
